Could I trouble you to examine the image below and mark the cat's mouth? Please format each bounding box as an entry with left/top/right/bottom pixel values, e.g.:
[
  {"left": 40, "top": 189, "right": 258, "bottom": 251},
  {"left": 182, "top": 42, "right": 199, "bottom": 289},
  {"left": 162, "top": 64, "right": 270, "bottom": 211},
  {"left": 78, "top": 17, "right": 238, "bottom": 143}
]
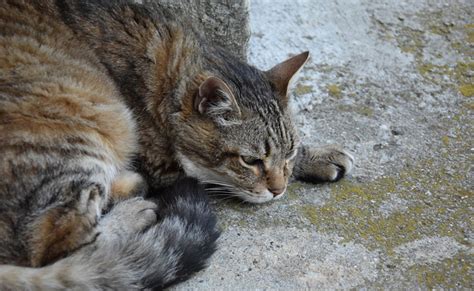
[{"left": 241, "top": 189, "right": 286, "bottom": 203}]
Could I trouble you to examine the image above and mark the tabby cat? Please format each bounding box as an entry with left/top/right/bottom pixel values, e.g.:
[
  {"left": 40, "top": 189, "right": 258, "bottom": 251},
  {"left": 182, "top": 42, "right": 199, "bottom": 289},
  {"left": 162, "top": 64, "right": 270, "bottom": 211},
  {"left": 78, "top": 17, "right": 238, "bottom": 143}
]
[{"left": 0, "top": 0, "right": 353, "bottom": 289}]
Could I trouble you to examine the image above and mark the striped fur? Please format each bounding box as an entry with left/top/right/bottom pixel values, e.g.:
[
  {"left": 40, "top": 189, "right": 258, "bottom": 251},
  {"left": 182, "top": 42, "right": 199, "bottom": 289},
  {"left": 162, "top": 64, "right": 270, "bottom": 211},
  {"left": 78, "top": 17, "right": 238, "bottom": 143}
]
[
  {"left": 49, "top": 0, "right": 349, "bottom": 204},
  {"left": 0, "top": 0, "right": 219, "bottom": 289},
  {"left": 0, "top": 180, "right": 220, "bottom": 290}
]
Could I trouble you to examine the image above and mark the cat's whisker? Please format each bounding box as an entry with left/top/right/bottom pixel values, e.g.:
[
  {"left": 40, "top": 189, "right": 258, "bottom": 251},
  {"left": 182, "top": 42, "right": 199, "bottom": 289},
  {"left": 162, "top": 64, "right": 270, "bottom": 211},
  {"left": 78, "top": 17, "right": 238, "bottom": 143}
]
[
  {"left": 205, "top": 188, "right": 234, "bottom": 193},
  {"left": 202, "top": 179, "right": 236, "bottom": 188}
]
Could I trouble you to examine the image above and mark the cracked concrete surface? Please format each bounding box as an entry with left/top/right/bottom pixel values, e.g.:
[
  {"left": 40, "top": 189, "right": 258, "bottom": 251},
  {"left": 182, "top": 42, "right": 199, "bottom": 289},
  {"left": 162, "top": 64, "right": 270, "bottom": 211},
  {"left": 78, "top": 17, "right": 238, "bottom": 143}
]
[{"left": 175, "top": 0, "right": 473, "bottom": 289}]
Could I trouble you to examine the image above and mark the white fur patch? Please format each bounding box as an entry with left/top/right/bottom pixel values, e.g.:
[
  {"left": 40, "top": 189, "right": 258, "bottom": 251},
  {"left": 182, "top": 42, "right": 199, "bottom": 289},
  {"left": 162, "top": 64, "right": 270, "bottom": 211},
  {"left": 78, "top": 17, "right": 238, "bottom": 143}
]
[
  {"left": 341, "top": 149, "right": 355, "bottom": 174},
  {"left": 239, "top": 190, "right": 274, "bottom": 204},
  {"left": 176, "top": 153, "right": 216, "bottom": 181}
]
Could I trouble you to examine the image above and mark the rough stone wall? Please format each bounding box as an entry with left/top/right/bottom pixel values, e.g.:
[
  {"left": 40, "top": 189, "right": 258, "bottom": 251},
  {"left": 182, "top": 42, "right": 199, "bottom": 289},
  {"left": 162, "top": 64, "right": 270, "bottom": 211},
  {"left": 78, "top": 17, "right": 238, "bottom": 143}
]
[{"left": 142, "top": 0, "right": 250, "bottom": 60}]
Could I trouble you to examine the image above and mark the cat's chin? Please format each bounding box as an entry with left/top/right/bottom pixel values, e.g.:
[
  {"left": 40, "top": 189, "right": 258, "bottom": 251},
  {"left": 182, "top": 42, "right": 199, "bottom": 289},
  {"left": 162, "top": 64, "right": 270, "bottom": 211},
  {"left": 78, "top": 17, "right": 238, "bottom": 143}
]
[
  {"left": 239, "top": 190, "right": 275, "bottom": 204},
  {"left": 239, "top": 189, "right": 287, "bottom": 204}
]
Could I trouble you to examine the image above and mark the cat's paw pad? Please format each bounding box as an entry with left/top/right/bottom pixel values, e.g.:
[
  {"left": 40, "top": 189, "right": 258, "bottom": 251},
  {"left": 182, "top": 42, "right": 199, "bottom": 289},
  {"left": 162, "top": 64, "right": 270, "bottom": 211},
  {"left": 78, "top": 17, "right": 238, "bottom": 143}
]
[
  {"left": 99, "top": 198, "right": 158, "bottom": 237},
  {"left": 295, "top": 145, "right": 354, "bottom": 182}
]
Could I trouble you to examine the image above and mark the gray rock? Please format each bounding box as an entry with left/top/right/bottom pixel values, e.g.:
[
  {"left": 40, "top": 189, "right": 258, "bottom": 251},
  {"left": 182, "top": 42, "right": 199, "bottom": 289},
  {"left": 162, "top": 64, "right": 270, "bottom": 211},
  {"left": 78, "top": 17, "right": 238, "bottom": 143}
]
[{"left": 143, "top": 0, "right": 250, "bottom": 60}]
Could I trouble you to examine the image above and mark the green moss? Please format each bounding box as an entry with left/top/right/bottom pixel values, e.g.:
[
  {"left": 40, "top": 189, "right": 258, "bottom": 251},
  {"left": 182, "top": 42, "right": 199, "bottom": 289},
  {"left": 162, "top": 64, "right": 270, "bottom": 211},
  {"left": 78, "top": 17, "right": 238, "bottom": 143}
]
[{"left": 327, "top": 84, "right": 342, "bottom": 98}]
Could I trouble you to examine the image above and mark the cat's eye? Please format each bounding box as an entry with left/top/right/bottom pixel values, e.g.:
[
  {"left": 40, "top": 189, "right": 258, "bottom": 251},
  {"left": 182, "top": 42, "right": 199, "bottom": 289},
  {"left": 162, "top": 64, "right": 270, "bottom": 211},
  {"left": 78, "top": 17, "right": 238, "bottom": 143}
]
[
  {"left": 286, "top": 149, "right": 297, "bottom": 161},
  {"left": 240, "top": 155, "right": 262, "bottom": 166}
]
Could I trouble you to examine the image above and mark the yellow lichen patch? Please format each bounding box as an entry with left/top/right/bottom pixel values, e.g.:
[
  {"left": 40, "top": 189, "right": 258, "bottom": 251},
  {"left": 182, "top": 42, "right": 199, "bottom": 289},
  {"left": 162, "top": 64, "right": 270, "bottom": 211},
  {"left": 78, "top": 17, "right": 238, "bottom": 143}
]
[
  {"left": 452, "top": 63, "right": 473, "bottom": 96},
  {"left": 393, "top": 25, "right": 425, "bottom": 58},
  {"left": 410, "top": 254, "right": 472, "bottom": 289},
  {"left": 459, "top": 84, "right": 474, "bottom": 97},
  {"left": 286, "top": 181, "right": 305, "bottom": 201},
  {"left": 429, "top": 24, "right": 451, "bottom": 36},
  {"left": 294, "top": 84, "right": 313, "bottom": 96},
  {"left": 300, "top": 154, "right": 472, "bottom": 254},
  {"left": 415, "top": 62, "right": 473, "bottom": 96},
  {"left": 392, "top": 10, "right": 473, "bottom": 98},
  {"left": 417, "top": 63, "right": 450, "bottom": 76},
  {"left": 327, "top": 84, "right": 342, "bottom": 98},
  {"left": 463, "top": 102, "right": 474, "bottom": 110},
  {"left": 441, "top": 135, "right": 450, "bottom": 146},
  {"left": 451, "top": 41, "right": 462, "bottom": 51},
  {"left": 467, "top": 31, "right": 474, "bottom": 43},
  {"left": 337, "top": 104, "right": 374, "bottom": 117},
  {"left": 301, "top": 205, "right": 320, "bottom": 225},
  {"left": 355, "top": 106, "right": 374, "bottom": 117}
]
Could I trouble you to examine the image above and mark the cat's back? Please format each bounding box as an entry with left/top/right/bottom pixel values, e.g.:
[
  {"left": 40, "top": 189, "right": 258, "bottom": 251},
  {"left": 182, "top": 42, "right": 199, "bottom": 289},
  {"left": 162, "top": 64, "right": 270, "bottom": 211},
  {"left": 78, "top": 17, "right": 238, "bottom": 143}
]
[
  {"left": 0, "top": 0, "right": 135, "bottom": 152},
  {"left": 0, "top": 0, "right": 100, "bottom": 75},
  {"left": 0, "top": 0, "right": 136, "bottom": 203}
]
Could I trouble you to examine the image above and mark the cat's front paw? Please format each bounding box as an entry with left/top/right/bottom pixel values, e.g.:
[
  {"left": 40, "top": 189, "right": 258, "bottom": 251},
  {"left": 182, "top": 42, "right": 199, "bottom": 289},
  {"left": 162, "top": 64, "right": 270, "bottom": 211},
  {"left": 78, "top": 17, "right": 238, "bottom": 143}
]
[
  {"left": 98, "top": 198, "right": 158, "bottom": 240},
  {"left": 293, "top": 144, "right": 354, "bottom": 183}
]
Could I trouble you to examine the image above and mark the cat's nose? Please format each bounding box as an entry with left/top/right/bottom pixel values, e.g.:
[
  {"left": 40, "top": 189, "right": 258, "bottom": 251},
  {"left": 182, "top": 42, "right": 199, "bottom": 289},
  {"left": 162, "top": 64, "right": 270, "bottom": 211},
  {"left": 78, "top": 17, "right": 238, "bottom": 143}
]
[{"left": 269, "top": 187, "right": 285, "bottom": 197}]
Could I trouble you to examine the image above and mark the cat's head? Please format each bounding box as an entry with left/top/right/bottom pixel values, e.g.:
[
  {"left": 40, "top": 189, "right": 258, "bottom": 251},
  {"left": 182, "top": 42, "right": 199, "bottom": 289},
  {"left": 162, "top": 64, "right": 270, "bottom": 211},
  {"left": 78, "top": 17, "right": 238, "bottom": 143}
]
[{"left": 174, "top": 51, "right": 309, "bottom": 203}]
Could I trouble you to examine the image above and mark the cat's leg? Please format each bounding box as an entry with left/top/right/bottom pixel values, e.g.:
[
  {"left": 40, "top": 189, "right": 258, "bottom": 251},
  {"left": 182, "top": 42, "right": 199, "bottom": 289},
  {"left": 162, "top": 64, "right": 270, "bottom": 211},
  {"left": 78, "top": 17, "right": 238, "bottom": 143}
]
[
  {"left": 293, "top": 144, "right": 354, "bottom": 182},
  {"left": 110, "top": 170, "right": 148, "bottom": 203},
  {"left": 29, "top": 176, "right": 151, "bottom": 267},
  {"left": 29, "top": 183, "right": 103, "bottom": 267}
]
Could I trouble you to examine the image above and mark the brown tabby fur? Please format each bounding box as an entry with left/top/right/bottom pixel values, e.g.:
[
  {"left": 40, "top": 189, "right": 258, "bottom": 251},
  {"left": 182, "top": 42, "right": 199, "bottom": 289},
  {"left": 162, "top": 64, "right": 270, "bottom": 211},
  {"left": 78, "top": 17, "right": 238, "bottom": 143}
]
[{"left": 0, "top": 0, "right": 353, "bottom": 288}]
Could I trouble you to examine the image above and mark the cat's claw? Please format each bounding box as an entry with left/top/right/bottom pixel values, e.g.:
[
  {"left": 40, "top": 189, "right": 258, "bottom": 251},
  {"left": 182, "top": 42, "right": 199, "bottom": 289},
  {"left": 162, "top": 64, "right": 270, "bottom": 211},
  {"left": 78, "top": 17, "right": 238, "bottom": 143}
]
[
  {"left": 293, "top": 144, "right": 354, "bottom": 183},
  {"left": 327, "top": 147, "right": 354, "bottom": 180}
]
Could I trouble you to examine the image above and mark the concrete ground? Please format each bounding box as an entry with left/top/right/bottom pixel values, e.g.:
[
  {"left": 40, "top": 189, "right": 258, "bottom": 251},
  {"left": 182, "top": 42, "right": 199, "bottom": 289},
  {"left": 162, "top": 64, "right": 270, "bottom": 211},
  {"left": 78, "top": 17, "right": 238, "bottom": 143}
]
[{"left": 176, "top": 0, "right": 473, "bottom": 289}]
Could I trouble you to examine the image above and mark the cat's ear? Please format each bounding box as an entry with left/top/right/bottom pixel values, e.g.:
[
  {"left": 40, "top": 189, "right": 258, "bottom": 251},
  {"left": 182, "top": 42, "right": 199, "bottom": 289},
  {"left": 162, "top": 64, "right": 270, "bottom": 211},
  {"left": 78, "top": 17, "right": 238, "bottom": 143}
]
[
  {"left": 265, "top": 51, "right": 310, "bottom": 105},
  {"left": 195, "top": 76, "right": 241, "bottom": 125}
]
